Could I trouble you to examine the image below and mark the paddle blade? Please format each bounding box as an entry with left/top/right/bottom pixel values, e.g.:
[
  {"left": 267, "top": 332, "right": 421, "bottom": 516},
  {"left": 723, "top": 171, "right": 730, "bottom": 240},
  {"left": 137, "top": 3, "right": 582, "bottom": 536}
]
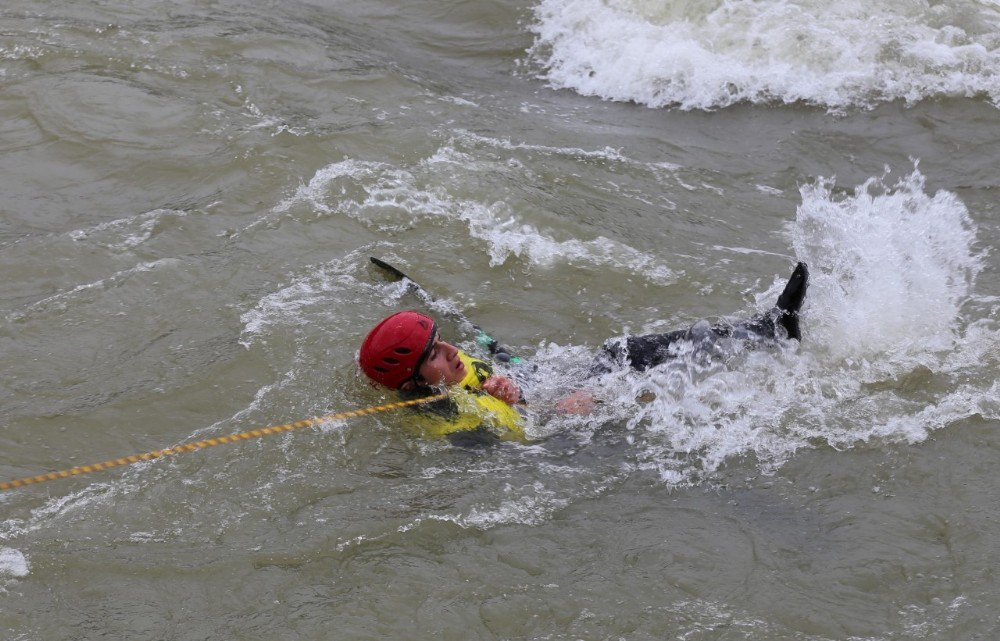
[{"left": 370, "top": 256, "right": 409, "bottom": 282}]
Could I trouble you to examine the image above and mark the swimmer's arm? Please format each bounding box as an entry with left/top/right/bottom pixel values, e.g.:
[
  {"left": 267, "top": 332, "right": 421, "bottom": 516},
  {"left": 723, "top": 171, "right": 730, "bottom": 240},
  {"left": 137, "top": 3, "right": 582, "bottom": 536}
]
[
  {"left": 482, "top": 374, "right": 598, "bottom": 416},
  {"left": 482, "top": 375, "right": 522, "bottom": 405}
]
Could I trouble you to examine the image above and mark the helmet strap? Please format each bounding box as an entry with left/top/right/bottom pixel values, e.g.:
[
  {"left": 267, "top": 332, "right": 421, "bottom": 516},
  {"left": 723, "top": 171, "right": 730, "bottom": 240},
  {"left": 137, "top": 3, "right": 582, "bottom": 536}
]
[{"left": 408, "top": 323, "right": 438, "bottom": 387}]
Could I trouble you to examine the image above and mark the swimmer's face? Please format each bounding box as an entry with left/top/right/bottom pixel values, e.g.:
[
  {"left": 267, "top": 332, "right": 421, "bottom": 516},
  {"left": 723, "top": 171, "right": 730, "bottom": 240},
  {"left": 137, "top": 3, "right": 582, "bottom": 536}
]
[{"left": 416, "top": 334, "right": 466, "bottom": 386}]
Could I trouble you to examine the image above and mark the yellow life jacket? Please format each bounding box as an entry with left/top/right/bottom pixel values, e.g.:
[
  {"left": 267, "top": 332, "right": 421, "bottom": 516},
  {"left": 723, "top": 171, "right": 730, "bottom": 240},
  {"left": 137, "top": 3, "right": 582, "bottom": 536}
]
[{"left": 402, "top": 350, "right": 527, "bottom": 442}]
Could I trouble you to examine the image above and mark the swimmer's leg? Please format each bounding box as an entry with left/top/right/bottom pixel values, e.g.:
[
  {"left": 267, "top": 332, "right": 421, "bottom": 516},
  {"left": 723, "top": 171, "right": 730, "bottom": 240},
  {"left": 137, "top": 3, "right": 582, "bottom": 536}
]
[
  {"left": 591, "top": 262, "right": 809, "bottom": 374},
  {"left": 594, "top": 329, "right": 688, "bottom": 373},
  {"left": 775, "top": 262, "right": 808, "bottom": 340},
  {"left": 730, "top": 262, "right": 809, "bottom": 341}
]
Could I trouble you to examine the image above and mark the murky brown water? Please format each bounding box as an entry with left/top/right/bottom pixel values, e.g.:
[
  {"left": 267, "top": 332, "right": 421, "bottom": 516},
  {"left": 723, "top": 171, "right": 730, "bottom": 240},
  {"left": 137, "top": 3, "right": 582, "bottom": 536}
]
[{"left": 1, "top": 1, "right": 999, "bottom": 639}]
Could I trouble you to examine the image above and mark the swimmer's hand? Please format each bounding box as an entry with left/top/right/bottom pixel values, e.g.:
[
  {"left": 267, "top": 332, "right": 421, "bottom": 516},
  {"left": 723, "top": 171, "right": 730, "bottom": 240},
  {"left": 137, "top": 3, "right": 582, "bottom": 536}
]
[
  {"left": 482, "top": 375, "right": 522, "bottom": 405},
  {"left": 556, "top": 390, "right": 596, "bottom": 416}
]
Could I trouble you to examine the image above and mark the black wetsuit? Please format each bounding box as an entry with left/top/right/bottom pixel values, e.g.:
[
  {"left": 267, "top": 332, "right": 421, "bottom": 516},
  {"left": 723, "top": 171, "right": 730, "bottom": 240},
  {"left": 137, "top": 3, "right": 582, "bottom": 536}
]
[{"left": 596, "top": 262, "right": 809, "bottom": 372}]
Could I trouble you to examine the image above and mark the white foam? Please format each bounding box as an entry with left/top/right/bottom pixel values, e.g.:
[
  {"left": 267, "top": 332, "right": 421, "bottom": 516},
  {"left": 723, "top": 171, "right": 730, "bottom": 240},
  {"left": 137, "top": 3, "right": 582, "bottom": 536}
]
[
  {"left": 755, "top": 184, "right": 783, "bottom": 196},
  {"left": 239, "top": 265, "right": 362, "bottom": 344},
  {"left": 0, "top": 482, "right": 124, "bottom": 551},
  {"left": 790, "top": 167, "right": 982, "bottom": 365},
  {"left": 870, "top": 381, "right": 1000, "bottom": 443},
  {"left": 450, "top": 129, "right": 635, "bottom": 164},
  {"left": 439, "top": 95, "right": 480, "bottom": 107},
  {"left": 7, "top": 258, "right": 175, "bottom": 322},
  {"left": 0, "top": 547, "right": 29, "bottom": 579},
  {"left": 274, "top": 148, "right": 677, "bottom": 284},
  {"left": 237, "top": 249, "right": 459, "bottom": 347},
  {"left": 398, "top": 481, "right": 569, "bottom": 530},
  {"left": 68, "top": 208, "right": 187, "bottom": 251},
  {"left": 528, "top": 0, "right": 1000, "bottom": 110},
  {"left": 0, "top": 44, "right": 45, "bottom": 61}
]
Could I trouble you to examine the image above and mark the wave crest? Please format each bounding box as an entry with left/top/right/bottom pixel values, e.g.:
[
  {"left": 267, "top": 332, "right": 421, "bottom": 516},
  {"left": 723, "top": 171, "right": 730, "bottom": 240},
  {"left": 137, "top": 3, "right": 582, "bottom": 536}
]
[{"left": 528, "top": 0, "right": 1000, "bottom": 110}]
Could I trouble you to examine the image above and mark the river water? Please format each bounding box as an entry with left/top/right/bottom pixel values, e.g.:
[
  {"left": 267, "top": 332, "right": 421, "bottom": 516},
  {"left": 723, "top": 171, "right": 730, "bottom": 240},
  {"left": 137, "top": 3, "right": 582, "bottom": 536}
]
[{"left": 1, "top": 0, "right": 999, "bottom": 639}]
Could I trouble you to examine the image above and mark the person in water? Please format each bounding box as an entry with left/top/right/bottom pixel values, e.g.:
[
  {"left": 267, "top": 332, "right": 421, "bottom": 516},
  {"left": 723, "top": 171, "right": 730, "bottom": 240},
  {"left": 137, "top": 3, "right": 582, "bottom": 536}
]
[
  {"left": 358, "top": 309, "right": 530, "bottom": 443},
  {"left": 358, "top": 262, "right": 809, "bottom": 444}
]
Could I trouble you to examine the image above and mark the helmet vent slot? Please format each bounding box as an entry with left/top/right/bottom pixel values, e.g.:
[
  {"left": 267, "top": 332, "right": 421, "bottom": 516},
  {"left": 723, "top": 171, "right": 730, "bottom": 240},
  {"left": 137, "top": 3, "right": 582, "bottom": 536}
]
[{"left": 394, "top": 347, "right": 412, "bottom": 355}]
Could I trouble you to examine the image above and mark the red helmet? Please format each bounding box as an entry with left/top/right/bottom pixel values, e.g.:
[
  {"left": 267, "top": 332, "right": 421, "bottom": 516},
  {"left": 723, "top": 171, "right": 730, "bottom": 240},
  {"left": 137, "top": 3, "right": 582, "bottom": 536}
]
[{"left": 358, "top": 311, "right": 437, "bottom": 389}]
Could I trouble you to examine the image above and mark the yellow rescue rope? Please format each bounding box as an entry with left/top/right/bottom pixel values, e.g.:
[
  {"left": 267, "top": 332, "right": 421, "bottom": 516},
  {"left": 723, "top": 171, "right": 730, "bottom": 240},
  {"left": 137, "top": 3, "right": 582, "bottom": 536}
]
[{"left": 0, "top": 392, "right": 448, "bottom": 492}]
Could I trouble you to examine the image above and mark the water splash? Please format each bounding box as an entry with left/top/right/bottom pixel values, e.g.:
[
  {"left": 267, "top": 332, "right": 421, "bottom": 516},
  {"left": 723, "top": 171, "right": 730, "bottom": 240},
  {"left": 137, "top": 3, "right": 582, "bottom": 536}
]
[
  {"left": 792, "top": 168, "right": 982, "bottom": 365},
  {"left": 532, "top": 167, "right": 990, "bottom": 484}
]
